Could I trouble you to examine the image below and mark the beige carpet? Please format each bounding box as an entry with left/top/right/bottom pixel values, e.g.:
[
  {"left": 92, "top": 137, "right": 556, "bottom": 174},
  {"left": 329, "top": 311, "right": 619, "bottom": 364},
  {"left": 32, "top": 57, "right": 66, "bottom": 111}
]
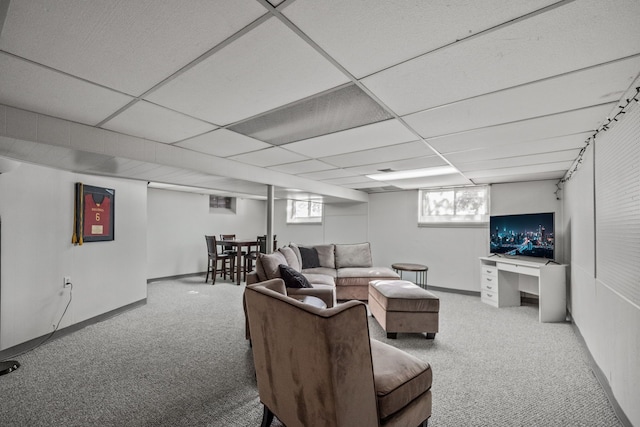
[{"left": 0, "top": 276, "right": 621, "bottom": 426}]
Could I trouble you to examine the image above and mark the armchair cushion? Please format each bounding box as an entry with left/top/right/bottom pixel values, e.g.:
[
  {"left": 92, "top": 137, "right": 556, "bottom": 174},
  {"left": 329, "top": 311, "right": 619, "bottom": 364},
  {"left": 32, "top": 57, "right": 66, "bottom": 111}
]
[
  {"left": 370, "top": 339, "right": 432, "bottom": 421},
  {"left": 279, "top": 264, "right": 313, "bottom": 289}
]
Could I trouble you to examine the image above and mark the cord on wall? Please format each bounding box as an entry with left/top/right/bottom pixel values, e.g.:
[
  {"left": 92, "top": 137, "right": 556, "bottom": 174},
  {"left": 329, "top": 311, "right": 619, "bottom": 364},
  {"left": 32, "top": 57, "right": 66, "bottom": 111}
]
[
  {"left": 555, "top": 86, "right": 640, "bottom": 200},
  {"left": 0, "top": 282, "right": 73, "bottom": 374}
]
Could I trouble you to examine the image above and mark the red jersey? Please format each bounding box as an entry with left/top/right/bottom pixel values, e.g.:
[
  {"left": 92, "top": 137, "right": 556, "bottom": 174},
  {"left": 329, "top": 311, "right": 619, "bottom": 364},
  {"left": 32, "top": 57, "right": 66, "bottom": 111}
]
[{"left": 83, "top": 194, "right": 111, "bottom": 236}]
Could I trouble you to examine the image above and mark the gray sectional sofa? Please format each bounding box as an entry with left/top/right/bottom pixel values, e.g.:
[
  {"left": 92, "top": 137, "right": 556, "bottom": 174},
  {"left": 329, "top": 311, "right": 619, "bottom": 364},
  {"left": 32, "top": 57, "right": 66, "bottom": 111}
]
[{"left": 246, "top": 242, "right": 399, "bottom": 302}]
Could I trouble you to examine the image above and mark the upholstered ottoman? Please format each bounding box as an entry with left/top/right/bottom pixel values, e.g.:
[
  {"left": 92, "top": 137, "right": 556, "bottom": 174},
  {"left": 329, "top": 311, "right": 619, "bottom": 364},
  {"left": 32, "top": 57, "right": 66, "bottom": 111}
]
[{"left": 369, "top": 280, "right": 439, "bottom": 339}]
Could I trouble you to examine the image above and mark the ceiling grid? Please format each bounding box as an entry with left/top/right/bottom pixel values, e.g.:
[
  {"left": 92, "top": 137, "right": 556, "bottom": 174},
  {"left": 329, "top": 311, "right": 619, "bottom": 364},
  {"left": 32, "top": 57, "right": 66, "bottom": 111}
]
[{"left": 0, "top": 0, "right": 638, "bottom": 201}]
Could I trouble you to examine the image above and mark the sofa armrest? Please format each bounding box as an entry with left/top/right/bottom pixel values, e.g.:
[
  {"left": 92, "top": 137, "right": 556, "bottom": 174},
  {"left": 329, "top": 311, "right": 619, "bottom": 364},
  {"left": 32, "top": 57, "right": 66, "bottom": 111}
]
[{"left": 246, "top": 271, "right": 259, "bottom": 285}]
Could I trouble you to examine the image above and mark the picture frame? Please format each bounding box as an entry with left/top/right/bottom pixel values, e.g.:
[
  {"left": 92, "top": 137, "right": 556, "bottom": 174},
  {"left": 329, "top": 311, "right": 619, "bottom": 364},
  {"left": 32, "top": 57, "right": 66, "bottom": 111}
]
[{"left": 72, "top": 183, "right": 115, "bottom": 244}]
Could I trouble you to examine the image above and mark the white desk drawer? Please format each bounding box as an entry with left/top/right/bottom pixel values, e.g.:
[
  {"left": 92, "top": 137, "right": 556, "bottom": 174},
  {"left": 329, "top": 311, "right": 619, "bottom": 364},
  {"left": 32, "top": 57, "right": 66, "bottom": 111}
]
[
  {"left": 481, "top": 274, "right": 497, "bottom": 292},
  {"left": 481, "top": 290, "right": 499, "bottom": 306},
  {"left": 497, "top": 262, "right": 540, "bottom": 277},
  {"left": 481, "top": 265, "right": 498, "bottom": 278}
]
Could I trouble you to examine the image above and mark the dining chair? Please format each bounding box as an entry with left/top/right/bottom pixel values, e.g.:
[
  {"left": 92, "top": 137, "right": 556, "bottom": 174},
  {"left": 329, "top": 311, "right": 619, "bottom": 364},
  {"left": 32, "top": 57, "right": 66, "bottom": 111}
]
[
  {"left": 221, "top": 234, "right": 248, "bottom": 280},
  {"left": 204, "top": 235, "right": 234, "bottom": 284},
  {"left": 245, "top": 235, "right": 267, "bottom": 274},
  {"left": 244, "top": 235, "right": 279, "bottom": 274}
]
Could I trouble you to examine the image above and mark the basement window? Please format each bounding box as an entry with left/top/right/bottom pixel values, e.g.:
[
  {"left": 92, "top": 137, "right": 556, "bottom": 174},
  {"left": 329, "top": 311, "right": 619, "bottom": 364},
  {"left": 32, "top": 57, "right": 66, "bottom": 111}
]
[
  {"left": 418, "top": 186, "right": 489, "bottom": 227},
  {"left": 209, "top": 196, "right": 236, "bottom": 214},
  {"left": 287, "top": 200, "right": 323, "bottom": 224}
]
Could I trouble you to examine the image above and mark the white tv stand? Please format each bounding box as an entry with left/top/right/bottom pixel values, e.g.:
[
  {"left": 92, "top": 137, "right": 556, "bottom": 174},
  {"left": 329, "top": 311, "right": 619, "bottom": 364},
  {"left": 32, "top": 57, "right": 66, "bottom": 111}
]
[{"left": 479, "top": 256, "right": 567, "bottom": 323}]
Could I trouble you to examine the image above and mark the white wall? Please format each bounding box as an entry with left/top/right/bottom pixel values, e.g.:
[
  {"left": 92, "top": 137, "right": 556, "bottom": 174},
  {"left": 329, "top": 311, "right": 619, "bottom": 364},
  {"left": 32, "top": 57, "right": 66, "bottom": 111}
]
[
  {"left": 146, "top": 188, "right": 266, "bottom": 279},
  {"left": 366, "top": 182, "right": 562, "bottom": 292},
  {"left": 0, "top": 162, "right": 147, "bottom": 351},
  {"left": 272, "top": 199, "right": 369, "bottom": 247},
  {"left": 273, "top": 182, "right": 560, "bottom": 293},
  {"left": 564, "top": 136, "right": 639, "bottom": 425}
]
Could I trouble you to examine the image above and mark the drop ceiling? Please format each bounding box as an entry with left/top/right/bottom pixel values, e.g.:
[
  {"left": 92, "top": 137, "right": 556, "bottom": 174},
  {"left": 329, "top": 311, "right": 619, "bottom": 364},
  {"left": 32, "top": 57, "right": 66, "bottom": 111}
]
[{"left": 0, "top": 0, "right": 639, "bottom": 202}]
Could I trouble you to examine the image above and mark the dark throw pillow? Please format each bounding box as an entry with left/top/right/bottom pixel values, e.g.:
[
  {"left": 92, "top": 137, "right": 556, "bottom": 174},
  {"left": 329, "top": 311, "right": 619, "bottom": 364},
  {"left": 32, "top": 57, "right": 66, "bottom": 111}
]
[
  {"left": 298, "top": 246, "right": 320, "bottom": 269},
  {"left": 279, "top": 264, "right": 313, "bottom": 289}
]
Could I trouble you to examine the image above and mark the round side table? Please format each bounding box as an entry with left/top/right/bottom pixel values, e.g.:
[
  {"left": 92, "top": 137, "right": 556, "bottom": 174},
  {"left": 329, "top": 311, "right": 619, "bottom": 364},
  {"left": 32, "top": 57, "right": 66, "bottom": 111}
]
[{"left": 392, "top": 263, "right": 429, "bottom": 289}]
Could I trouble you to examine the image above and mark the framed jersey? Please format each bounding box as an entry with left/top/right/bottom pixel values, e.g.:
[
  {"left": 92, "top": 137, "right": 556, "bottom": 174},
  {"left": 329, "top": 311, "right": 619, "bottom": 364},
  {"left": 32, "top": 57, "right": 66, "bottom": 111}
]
[{"left": 72, "top": 183, "right": 115, "bottom": 244}]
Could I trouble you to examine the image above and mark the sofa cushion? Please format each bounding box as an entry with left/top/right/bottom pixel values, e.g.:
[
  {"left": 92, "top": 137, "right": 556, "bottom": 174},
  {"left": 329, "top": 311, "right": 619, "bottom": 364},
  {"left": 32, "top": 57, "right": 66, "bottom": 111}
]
[
  {"left": 302, "top": 267, "right": 338, "bottom": 279},
  {"left": 279, "top": 246, "right": 301, "bottom": 272},
  {"left": 335, "top": 243, "right": 372, "bottom": 268},
  {"left": 337, "top": 267, "right": 400, "bottom": 279},
  {"left": 315, "top": 244, "right": 335, "bottom": 268},
  {"left": 370, "top": 339, "right": 432, "bottom": 420},
  {"left": 302, "top": 273, "right": 335, "bottom": 286},
  {"left": 288, "top": 243, "right": 302, "bottom": 267},
  {"left": 299, "top": 246, "right": 320, "bottom": 269},
  {"left": 257, "top": 252, "right": 287, "bottom": 281},
  {"left": 279, "top": 264, "right": 312, "bottom": 288}
]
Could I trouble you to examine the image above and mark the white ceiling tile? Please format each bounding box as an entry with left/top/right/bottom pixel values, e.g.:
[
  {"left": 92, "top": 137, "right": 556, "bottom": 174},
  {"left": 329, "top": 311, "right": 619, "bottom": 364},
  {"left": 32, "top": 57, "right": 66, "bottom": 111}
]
[
  {"left": 363, "top": 0, "right": 640, "bottom": 115},
  {"left": 391, "top": 173, "right": 472, "bottom": 190},
  {"left": 146, "top": 17, "right": 350, "bottom": 125},
  {"left": 344, "top": 181, "right": 391, "bottom": 190},
  {"left": 325, "top": 175, "right": 379, "bottom": 186},
  {"left": 428, "top": 104, "right": 614, "bottom": 154},
  {"left": 344, "top": 156, "right": 451, "bottom": 176},
  {"left": 101, "top": 101, "right": 216, "bottom": 144},
  {"left": 321, "top": 140, "right": 435, "bottom": 168},
  {"left": 472, "top": 170, "right": 567, "bottom": 185},
  {"left": 229, "top": 146, "right": 308, "bottom": 167},
  {"left": 456, "top": 150, "right": 581, "bottom": 172},
  {"left": 284, "top": 119, "right": 417, "bottom": 158},
  {"left": 404, "top": 55, "right": 640, "bottom": 138},
  {"left": 446, "top": 133, "right": 590, "bottom": 164},
  {"left": 0, "top": 0, "right": 267, "bottom": 95},
  {"left": 1, "top": 0, "right": 637, "bottom": 197},
  {"left": 298, "top": 168, "right": 358, "bottom": 180},
  {"left": 283, "top": 0, "right": 558, "bottom": 78},
  {"left": 466, "top": 161, "right": 574, "bottom": 179},
  {"left": 0, "top": 54, "right": 133, "bottom": 125},
  {"left": 268, "top": 159, "right": 334, "bottom": 175},
  {"left": 176, "top": 129, "right": 270, "bottom": 158}
]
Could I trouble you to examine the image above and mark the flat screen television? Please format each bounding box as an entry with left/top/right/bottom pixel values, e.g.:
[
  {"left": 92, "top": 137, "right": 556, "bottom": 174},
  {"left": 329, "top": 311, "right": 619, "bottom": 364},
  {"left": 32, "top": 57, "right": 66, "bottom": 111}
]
[{"left": 489, "top": 212, "right": 555, "bottom": 260}]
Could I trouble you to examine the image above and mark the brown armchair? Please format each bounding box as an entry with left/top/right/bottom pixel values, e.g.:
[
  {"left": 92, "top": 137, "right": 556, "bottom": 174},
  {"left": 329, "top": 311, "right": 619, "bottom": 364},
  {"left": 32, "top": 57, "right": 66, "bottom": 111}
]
[{"left": 244, "top": 279, "right": 433, "bottom": 427}]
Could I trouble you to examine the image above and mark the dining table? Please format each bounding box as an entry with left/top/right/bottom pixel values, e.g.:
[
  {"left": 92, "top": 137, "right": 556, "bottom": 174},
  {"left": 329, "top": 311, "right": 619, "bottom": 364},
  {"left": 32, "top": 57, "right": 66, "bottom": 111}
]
[{"left": 217, "top": 238, "right": 258, "bottom": 285}]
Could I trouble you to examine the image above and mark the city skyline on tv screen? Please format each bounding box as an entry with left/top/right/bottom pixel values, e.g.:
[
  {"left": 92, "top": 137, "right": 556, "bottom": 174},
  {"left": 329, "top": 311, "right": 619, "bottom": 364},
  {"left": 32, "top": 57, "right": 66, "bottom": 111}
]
[{"left": 490, "top": 212, "right": 554, "bottom": 259}]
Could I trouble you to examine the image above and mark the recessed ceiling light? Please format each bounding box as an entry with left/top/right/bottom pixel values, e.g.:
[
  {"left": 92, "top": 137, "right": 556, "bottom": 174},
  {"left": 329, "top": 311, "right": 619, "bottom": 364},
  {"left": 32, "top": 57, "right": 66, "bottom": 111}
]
[{"left": 366, "top": 166, "right": 458, "bottom": 181}]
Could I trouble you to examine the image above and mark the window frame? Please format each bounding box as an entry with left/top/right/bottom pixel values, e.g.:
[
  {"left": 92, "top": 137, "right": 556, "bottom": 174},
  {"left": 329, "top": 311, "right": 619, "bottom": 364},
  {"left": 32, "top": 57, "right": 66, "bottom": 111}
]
[
  {"left": 418, "top": 185, "right": 490, "bottom": 227},
  {"left": 209, "top": 195, "right": 236, "bottom": 214},
  {"left": 286, "top": 199, "right": 323, "bottom": 224}
]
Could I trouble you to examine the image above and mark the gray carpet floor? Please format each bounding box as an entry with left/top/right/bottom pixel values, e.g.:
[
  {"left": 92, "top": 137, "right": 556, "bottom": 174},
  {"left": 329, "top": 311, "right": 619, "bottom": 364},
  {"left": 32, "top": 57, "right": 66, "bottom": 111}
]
[{"left": 0, "top": 276, "right": 621, "bottom": 426}]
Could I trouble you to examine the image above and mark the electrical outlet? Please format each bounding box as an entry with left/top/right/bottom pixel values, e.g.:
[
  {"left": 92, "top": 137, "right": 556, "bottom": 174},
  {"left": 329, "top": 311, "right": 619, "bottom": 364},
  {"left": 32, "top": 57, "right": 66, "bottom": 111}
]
[{"left": 63, "top": 276, "right": 71, "bottom": 288}]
